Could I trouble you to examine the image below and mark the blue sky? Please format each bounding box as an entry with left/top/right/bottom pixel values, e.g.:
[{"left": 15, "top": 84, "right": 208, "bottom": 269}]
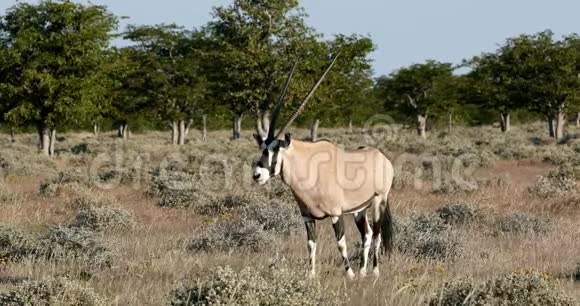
[{"left": 1, "top": 0, "right": 579, "bottom": 76}]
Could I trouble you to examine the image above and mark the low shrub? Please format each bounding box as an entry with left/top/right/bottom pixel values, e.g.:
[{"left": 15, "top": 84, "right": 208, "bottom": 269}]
[
  {"left": 491, "top": 213, "right": 552, "bottom": 236},
  {"left": 170, "top": 266, "right": 343, "bottom": 306},
  {"left": 528, "top": 166, "right": 576, "bottom": 198},
  {"left": 149, "top": 169, "right": 212, "bottom": 208},
  {"left": 189, "top": 219, "right": 276, "bottom": 252},
  {"left": 395, "top": 213, "right": 462, "bottom": 260},
  {"left": 0, "top": 277, "right": 106, "bottom": 306},
  {"left": 195, "top": 194, "right": 253, "bottom": 215},
  {"left": 0, "top": 186, "right": 20, "bottom": 204},
  {"left": 38, "top": 225, "right": 114, "bottom": 270},
  {"left": 68, "top": 190, "right": 115, "bottom": 210},
  {"left": 436, "top": 203, "right": 482, "bottom": 225},
  {"left": 190, "top": 198, "right": 301, "bottom": 252},
  {"left": 69, "top": 206, "right": 137, "bottom": 232},
  {"left": 239, "top": 200, "right": 302, "bottom": 237},
  {"left": 0, "top": 225, "right": 45, "bottom": 261},
  {"left": 0, "top": 224, "right": 113, "bottom": 269},
  {"left": 430, "top": 270, "right": 576, "bottom": 306},
  {"left": 39, "top": 170, "right": 89, "bottom": 196}
]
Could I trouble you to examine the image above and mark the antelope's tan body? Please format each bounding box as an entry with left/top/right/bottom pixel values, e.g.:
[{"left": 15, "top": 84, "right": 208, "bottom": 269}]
[{"left": 281, "top": 140, "right": 393, "bottom": 219}]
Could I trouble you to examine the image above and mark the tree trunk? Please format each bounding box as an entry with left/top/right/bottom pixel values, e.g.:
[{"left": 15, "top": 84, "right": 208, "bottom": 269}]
[
  {"left": 232, "top": 115, "right": 242, "bottom": 140},
  {"left": 348, "top": 116, "right": 353, "bottom": 134},
  {"left": 310, "top": 119, "right": 320, "bottom": 142},
  {"left": 9, "top": 126, "right": 15, "bottom": 143},
  {"left": 93, "top": 123, "right": 100, "bottom": 136},
  {"left": 121, "top": 123, "right": 129, "bottom": 140},
  {"left": 49, "top": 128, "right": 56, "bottom": 157},
  {"left": 184, "top": 119, "right": 193, "bottom": 142},
  {"left": 202, "top": 114, "right": 207, "bottom": 142},
  {"left": 170, "top": 121, "right": 178, "bottom": 145},
  {"left": 548, "top": 117, "right": 555, "bottom": 138},
  {"left": 555, "top": 112, "right": 565, "bottom": 141},
  {"left": 500, "top": 113, "right": 510, "bottom": 133},
  {"left": 417, "top": 114, "right": 427, "bottom": 139},
  {"left": 178, "top": 120, "right": 186, "bottom": 145},
  {"left": 38, "top": 124, "right": 50, "bottom": 156},
  {"left": 576, "top": 112, "right": 580, "bottom": 127},
  {"left": 256, "top": 110, "right": 270, "bottom": 140},
  {"left": 448, "top": 112, "right": 453, "bottom": 133}
]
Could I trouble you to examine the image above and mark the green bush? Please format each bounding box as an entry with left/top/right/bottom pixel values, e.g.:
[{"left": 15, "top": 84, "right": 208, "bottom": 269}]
[
  {"left": 0, "top": 277, "right": 106, "bottom": 306},
  {"left": 395, "top": 213, "right": 462, "bottom": 260},
  {"left": 69, "top": 206, "right": 137, "bottom": 232},
  {"left": 170, "top": 266, "right": 343, "bottom": 306},
  {"left": 430, "top": 271, "right": 576, "bottom": 306},
  {"left": 436, "top": 203, "right": 481, "bottom": 225}
]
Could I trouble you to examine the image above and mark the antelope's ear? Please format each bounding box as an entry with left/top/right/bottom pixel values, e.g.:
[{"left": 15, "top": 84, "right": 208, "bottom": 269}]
[
  {"left": 253, "top": 134, "right": 264, "bottom": 147},
  {"left": 283, "top": 133, "right": 292, "bottom": 147}
]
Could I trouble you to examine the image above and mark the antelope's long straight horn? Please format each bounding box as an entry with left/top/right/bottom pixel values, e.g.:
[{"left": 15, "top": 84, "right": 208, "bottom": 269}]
[
  {"left": 268, "top": 61, "right": 298, "bottom": 140},
  {"left": 276, "top": 52, "right": 341, "bottom": 139}
]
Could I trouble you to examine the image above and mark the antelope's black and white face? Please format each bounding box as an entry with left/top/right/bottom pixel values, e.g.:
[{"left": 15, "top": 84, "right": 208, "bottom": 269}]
[{"left": 252, "top": 134, "right": 291, "bottom": 185}]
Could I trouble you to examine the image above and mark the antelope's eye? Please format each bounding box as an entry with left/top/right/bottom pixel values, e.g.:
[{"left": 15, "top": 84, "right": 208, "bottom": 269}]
[{"left": 257, "top": 161, "right": 264, "bottom": 168}]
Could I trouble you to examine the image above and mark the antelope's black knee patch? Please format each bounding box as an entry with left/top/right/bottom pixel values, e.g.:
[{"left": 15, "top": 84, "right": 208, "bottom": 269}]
[
  {"left": 372, "top": 220, "right": 381, "bottom": 238},
  {"left": 332, "top": 217, "right": 345, "bottom": 241},
  {"left": 304, "top": 220, "right": 316, "bottom": 242},
  {"left": 355, "top": 214, "right": 368, "bottom": 240}
]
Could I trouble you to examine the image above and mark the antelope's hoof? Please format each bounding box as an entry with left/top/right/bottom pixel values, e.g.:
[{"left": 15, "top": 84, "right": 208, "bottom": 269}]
[
  {"left": 346, "top": 269, "right": 355, "bottom": 280},
  {"left": 360, "top": 270, "right": 368, "bottom": 278},
  {"left": 372, "top": 267, "right": 380, "bottom": 277},
  {"left": 308, "top": 270, "right": 316, "bottom": 279}
]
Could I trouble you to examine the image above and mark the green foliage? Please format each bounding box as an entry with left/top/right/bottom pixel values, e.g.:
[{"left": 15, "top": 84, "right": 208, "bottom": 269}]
[
  {"left": 430, "top": 271, "right": 576, "bottom": 306},
  {"left": 124, "top": 24, "right": 211, "bottom": 123},
  {"left": 375, "top": 61, "right": 455, "bottom": 120},
  {"left": 170, "top": 266, "right": 344, "bottom": 306},
  {"left": 0, "top": 0, "right": 118, "bottom": 131}
]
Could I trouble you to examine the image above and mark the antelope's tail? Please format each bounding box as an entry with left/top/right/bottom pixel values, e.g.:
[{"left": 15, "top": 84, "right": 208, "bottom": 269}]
[{"left": 381, "top": 198, "right": 394, "bottom": 255}]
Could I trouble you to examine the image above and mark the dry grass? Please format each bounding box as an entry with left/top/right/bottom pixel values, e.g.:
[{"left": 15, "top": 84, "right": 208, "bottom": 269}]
[{"left": 0, "top": 124, "right": 579, "bottom": 305}]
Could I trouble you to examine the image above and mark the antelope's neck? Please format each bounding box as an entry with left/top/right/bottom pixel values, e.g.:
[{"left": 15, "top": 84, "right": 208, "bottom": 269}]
[{"left": 279, "top": 146, "right": 298, "bottom": 188}]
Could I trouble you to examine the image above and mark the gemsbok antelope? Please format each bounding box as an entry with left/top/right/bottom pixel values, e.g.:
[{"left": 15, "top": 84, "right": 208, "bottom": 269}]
[{"left": 252, "top": 55, "right": 394, "bottom": 278}]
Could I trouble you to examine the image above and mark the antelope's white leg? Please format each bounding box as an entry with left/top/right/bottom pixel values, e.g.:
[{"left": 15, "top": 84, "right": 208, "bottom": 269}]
[
  {"left": 371, "top": 196, "right": 383, "bottom": 276},
  {"left": 332, "top": 216, "right": 354, "bottom": 279},
  {"left": 304, "top": 216, "right": 317, "bottom": 277},
  {"left": 354, "top": 211, "right": 372, "bottom": 277}
]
